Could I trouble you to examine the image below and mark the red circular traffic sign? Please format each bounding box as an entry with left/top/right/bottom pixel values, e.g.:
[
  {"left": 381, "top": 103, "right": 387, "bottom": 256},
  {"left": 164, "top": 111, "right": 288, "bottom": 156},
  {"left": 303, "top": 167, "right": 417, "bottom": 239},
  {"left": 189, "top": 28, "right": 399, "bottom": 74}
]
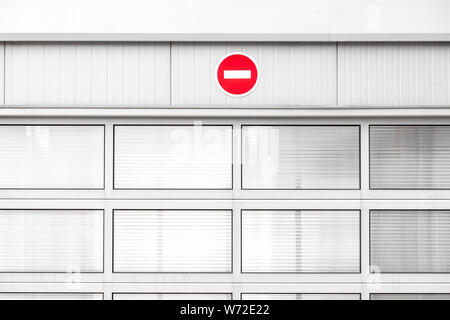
[{"left": 216, "top": 53, "right": 259, "bottom": 97}]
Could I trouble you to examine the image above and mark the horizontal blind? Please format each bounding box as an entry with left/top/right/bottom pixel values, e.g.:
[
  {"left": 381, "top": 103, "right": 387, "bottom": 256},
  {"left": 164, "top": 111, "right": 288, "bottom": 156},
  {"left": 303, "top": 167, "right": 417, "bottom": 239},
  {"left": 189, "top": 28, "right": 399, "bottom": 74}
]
[
  {"left": 113, "top": 293, "right": 231, "bottom": 300},
  {"left": 371, "top": 294, "right": 450, "bottom": 300},
  {"left": 370, "top": 210, "right": 450, "bottom": 273},
  {"left": 370, "top": 125, "right": 450, "bottom": 189},
  {"left": 0, "top": 293, "right": 103, "bottom": 300},
  {"left": 114, "top": 210, "right": 232, "bottom": 272},
  {"left": 114, "top": 126, "right": 232, "bottom": 189},
  {"left": 241, "top": 293, "right": 360, "bottom": 300},
  {"left": 242, "top": 210, "right": 360, "bottom": 273},
  {"left": 242, "top": 126, "right": 360, "bottom": 189},
  {"left": 0, "top": 125, "right": 104, "bottom": 189},
  {"left": 0, "top": 210, "right": 103, "bottom": 272}
]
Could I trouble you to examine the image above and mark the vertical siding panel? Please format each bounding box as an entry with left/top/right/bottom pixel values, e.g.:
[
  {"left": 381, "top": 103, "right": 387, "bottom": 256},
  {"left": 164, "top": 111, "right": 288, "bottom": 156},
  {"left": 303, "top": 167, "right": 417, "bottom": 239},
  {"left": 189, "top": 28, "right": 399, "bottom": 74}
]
[
  {"left": 339, "top": 43, "right": 450, "bottom": 106},
  {"left": 43, "top": 44, "right": 60, "bottom": 105},
  {"left": 74, "top": 43, "right": 92, "bottom": 105},
  {"left": 107, "top": 43, "right": 124, "bottom": 105},
  {"left": 91, "top": 43, "right": 108, "bottom": 105},
  {"left": 59, "top": 44, "right": 76, "bottom": 105},
  {"left": 154, "top": 43, "right": 171, "bottom": 105},
  {"left": 27, "top": 43, "right": 45, "bottom": 104},
  {"left": 139, "top": 43, "right": 156, "bottom": 105},
  {"left": 123, "top": 43, "right": 140, "bottom": 105},
  {"left": 0, "top": 42, "right": 3, "bottom": 105}
]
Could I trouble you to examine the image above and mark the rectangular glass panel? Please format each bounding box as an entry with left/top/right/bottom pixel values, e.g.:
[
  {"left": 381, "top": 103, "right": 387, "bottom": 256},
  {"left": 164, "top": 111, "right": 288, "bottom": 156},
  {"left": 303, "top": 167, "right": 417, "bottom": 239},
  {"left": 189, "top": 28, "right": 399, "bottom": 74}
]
[
  {"left": 242, "top": 210, "right": 360, "bottom": 273},
  {"left": 370, "top": 125, "right": 450, "bottom": 189},
  {"left": 0, "top": 210, "right": 103, "bottom": 272},
  {"left": 113, "top": 293, "right": 231, "bottom": 300},
  {"left": 114, "top": 210, "right": 232, "bottom": 273},
  {"left": 0, "top": 293, "right": 103, "bottom": 300},
  {"left": 370, "top": 210, "right": 450, "bottom": 273},
  {"left": 114, "top": 125, "right": 232, "bottom": 189},
  {"left": 242, "top": 126, "right": 360, "bottom": 189},
  {"left": 371, "top": 294, "right": 450, "bottom": 300},
  {"left": 0, "top": 125, "right": 104, "bottom": 189},
  {"left": 241, "top": 293, "right": 360, "bottom": 300}
]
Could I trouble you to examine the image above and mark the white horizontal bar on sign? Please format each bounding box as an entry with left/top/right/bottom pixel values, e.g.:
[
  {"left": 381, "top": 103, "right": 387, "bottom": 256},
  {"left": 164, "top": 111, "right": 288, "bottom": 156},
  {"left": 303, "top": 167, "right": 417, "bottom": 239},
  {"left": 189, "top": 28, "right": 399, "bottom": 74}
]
[{"left": 223, "top": 70, "right": 251, "bottom": 79}]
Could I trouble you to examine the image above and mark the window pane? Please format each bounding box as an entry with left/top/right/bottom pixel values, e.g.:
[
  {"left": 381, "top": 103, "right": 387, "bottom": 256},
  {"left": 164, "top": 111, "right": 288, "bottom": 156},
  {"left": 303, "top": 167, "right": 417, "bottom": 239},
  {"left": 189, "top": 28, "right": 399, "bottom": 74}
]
[
  {"left": 242, "top": 293, "right": 360, "bottom": 300},
  {"left": 242, "top": 210, "right": 360, "bottom": 273},
  {"left": 371, "top": 294, "right": 450, "bottom": 300},
  {"left": 0, "top": 210, "right": 103, "bottom": 272},
  {"left": 370, "top": 125, "right": 450, "bottom": 189},
  {"left": 114, "top": 125, "right": 232, "bottom": 189},
  {"left": 0, "top": 125, "right": 104, "bottom": 189},
  {"left": 0, "top": 293, "right": 103, "bottom": 300},
  {"left": 114, "top": 210, "right": 232, "bottom": 273},
  {"left": 370, "top": 210, "right": 450, "bottom": 273},
  {"left": 113, "top": 293, "right": 231, "bottom": 300}
]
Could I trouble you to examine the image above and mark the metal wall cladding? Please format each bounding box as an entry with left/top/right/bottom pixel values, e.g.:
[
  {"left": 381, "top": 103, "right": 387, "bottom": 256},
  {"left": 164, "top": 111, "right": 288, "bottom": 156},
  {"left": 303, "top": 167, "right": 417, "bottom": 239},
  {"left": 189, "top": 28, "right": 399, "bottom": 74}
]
[
  {"left": 370, "top": 125, "right": 450, "bottom": 189},
  {"left": 113, "top": 210, "right": 232, "bottom": 273},
  {"left": 113, "top": 293, "right": 232, "bottom": 300},
  {"left": 241, "top": 126, "right": 360, "bottom": 189},
  {"left": 370, "top": 210, "right": 450, "bottom": 273},
  {"left": 171, "top": 42, "right": 337, "bottom": 106},
  {"left": 114, "top": 125, "right": 232, "bottom": 189},
  {"left": 241, "top": 210, "right": 360, "bottom": 273},
  {"left": 0, "top": 42, "right": 4, "bottom": 105},
  {"left": 371, "top": 294, "right": 450, "bottom": 300},
  {"left": 241, "top": 293, "right": 360, "bottom": 300},
  {"left": 0, "top": 293, "right": 103, "bottom": 300},
  {"left": 338, "top": 43, "right": 450, "bottom": 106},
  {"left": 0, "top": 210, "right": 104, "bottom": 272},
  {"left": 0, "top": 125, "right": 104, "bottom": 189},
  {"left": 4, "top": 42, "right": 170, "bottom": 106}
]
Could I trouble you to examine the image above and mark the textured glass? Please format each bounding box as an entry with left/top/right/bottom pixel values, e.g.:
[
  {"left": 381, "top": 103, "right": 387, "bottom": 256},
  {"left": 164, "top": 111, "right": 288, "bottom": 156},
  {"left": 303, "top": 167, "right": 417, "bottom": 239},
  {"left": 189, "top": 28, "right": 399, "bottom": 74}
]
[
  {"left": 0, "top": 125, "right": 104, "bottom": 189},
  {"left": 242, "top": 126, "right": 360, "bottom": 189},
  {"left": 242, "top": 210, "right": 360, "bottom": 273},
  {"left": 114, "top": 125, "right": 232, "bottom": 189},
  {"left": 370, "top": 125, "right": 450, "bottom": 189},
  {"left": 371, "top": 294, "right": 450, "bottom": 300},
  {"left": 0, "top": 210, "right": 103, "bottom": 272},
  {"left": 370, "top": 210, "right": 450, "bottom": 273},
  {"left": 113, "top": 293, "right": 231, "bottom": 300},
  {"left": 114, "top": 210, "right": 232, "bottom": 272},
  {"left": 0, "top": 293, "right": 103, "bottom": 300},
  {"left": 242, "top": 293, "right": 360, "bottom": 300}
]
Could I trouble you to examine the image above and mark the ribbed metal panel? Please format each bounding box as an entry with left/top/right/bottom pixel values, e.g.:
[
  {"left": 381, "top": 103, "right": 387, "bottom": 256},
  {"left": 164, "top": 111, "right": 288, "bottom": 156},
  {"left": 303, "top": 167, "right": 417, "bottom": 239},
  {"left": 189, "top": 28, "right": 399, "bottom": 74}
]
[
  {"left": 370, "top": 125, "right": 450, "bottom": 189},
  {"left": 0, "top": 42, "right": 4, "bottom": 105},
  {"left": 242, "top": 293, "right": 360, "bottom": 300},
  {"left": 114, "top": 125, "right": 232, "bottom": 189},
  {"left": 338, "top": 43, "right": 450, "bottom": 106},
  {"left": 371, "top": 294, "right": 450, "bottom": 300},
  {"left": 0, "top": 210, "right": 103, "bottom": 272},
  {"left": 0, "top": 125, "right": 104, "bottom": 189},
  {"left": 242, "top": 126, "right": 360, "bottom": 189},
  {"left": 371, "top": 210, "right": 450, "bottom": 273},
  {"left": 113, "top": 293, "right": 231, "bottom": 300},
  {"left": 113, "top": 210, "right": 232, "bottom": 273},
  {"left": 171, "top": 43, "right": 336, "bottom": 106},
  {"left": 4, "top": 42, "right": 170, "bottom": 105},
  {"left": 242, "top": 210, "right": 360, "bottom": 273},
  {"left": 0, "top": 293, "right": 103, "bottom": 300}
]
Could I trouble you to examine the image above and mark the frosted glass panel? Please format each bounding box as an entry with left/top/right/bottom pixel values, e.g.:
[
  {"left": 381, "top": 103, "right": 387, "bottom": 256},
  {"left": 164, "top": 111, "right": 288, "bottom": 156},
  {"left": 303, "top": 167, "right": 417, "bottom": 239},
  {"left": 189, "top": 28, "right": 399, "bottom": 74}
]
[
  {"left": 371, "top": 294, "right": 450, "bottom": 300},
  {"left": 0, "top": 125, "right": 104, "bottom": 189},
  {"left": 0, "top": 293, "right": 103, "bottom": 300},
  {"left": 242, "top": 210, "right": 360, "bottom": 273},
  {"left": 113, "top": 293, "right": 231, "bottom": 300},
  {"left": 242, "top": 126, "right": 360, "bottom": 189},
  {"left": 114, "top": 125, "right": 232, "bottom": 189},
  {"left": 370, "top": 126, "right": 450, "bottom": 189},
  {"left": 370, "top": 210, "right": 450, "bottom": 273},
  {"left": 0, "top": 210, "right": 103, "bottom": 272},
  {"left": 242, "top": 293, "right": 360, "bottom": 300},
  {"left": 114, "top": 210, "right": 232, "bottom": 272}
]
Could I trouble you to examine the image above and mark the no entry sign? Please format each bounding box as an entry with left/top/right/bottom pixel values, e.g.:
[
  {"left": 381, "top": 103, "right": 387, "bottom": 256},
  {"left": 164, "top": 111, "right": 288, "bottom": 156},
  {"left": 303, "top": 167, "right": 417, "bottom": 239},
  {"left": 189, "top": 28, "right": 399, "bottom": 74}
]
[{"left": 216, "top": 53, "right": 259, "bottom": 97}]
